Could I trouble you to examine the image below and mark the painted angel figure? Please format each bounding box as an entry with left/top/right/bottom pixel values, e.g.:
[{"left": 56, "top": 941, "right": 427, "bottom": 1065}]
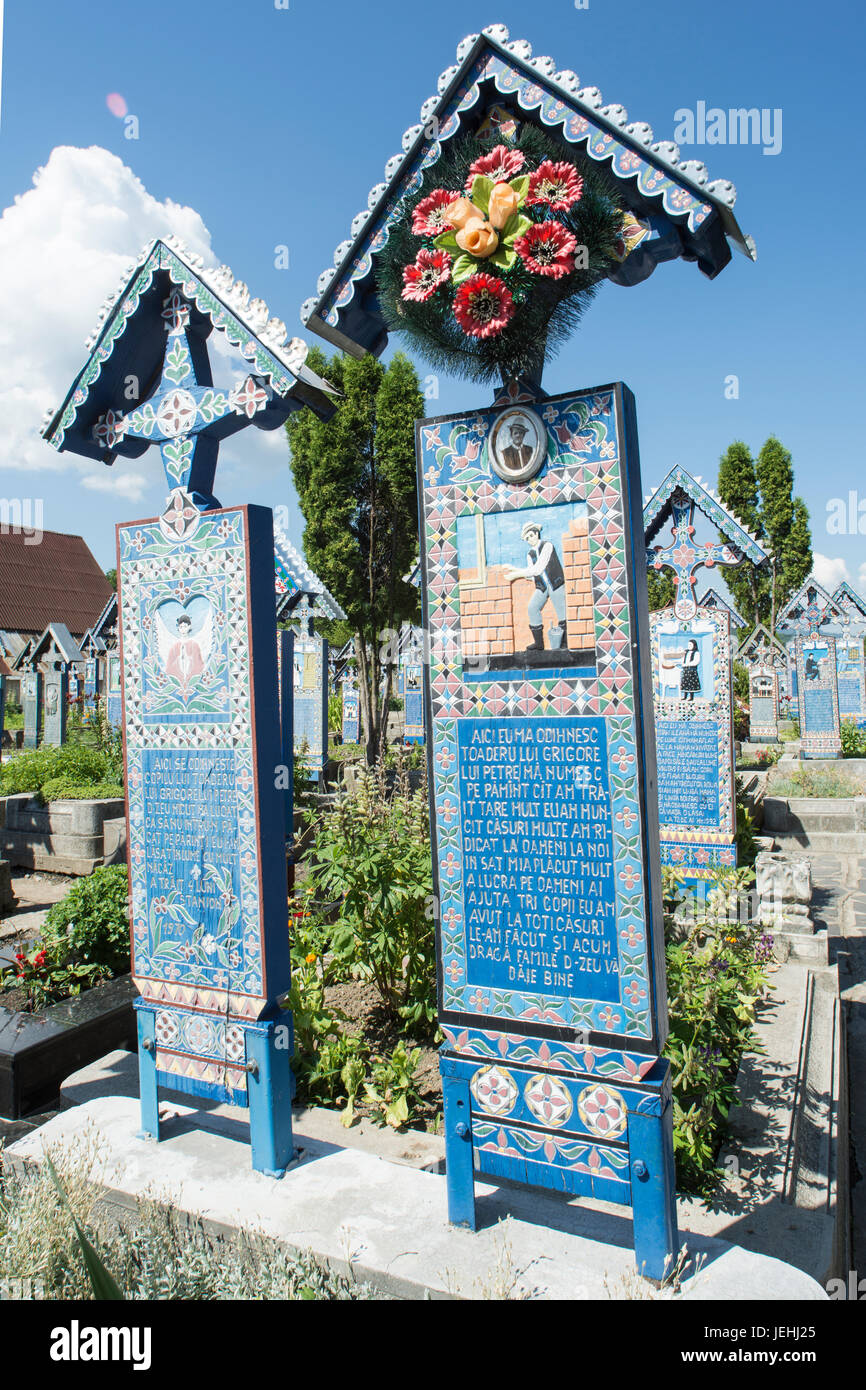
[{"left": 155, "top": 602, "right": 213, "bottom": 694}]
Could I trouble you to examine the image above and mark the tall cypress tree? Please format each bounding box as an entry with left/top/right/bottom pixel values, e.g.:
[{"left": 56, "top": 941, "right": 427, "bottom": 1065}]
[
  {"left": 285, "top": 348, "right": 424, "bottom": 762},
  {"left": 716, "top": 435, "right": 812, "bottom": 632},
  {"left": 717, "top": 441, "right": 764, "bottom": 625},
  {"left": 755, "top": 437, "right": 812, "bottom": 632}
]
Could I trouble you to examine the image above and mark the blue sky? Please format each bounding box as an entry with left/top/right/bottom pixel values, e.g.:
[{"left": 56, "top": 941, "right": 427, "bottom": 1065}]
[{"left": 0, "top": 0, "right": 863, "bottom": 589}]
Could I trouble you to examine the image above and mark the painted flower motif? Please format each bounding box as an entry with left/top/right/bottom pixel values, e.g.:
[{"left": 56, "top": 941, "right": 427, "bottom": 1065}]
[
  {"left": 201, "top": 934, "right": 218, "bottom": 954},
  {"left": 453, "top": 273, "right": 514, "bottom": 339},
  {"left": 411, "top": 188, "right": 460, "bottom": 235},
  {"left": 465, "top": 144, "right": 525, "bottom": 189},
  {"left": 514, "top": 221, "right": 577, "bottom": 279},
  {"left": 468, "top": 989, "right": 490, "bottom": 1011},
  {"left": 611, "top": 747, "right": 635, "bottom": 773},
  {"left": 401, "top": 248, "right": 453, "bottom": 303},
  {"left": 620, "top": 924, "right": 644, "bottom": 948},
  {"left": 445, "top": 959, "right": 463, "bottom": 984},
  {"left": 526, "top": 159, "right": 584, "bottom": 211},
  {"left": 624, "top": 982, "right": 646, "bottom": 1007},
  {"left": 619, "top": 867, "right": 640, "bottom": 890},
  {"left": 616, "top": 807, "right": 637, "bottom": 830},
  {"left": 598, "top": 1006, "right": 622, "bottom": 1031}
]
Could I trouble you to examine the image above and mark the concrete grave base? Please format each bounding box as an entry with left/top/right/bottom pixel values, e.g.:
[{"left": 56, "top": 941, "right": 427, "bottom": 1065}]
[
  {"left": 0, "top": 860, "right": 15, "bottom": 914},
  {"left": 0, "top": 795, "right": 125, "bottom": 875},
  {"left": 7, "top": 1092, "right": 827, "bottom": 1301}
]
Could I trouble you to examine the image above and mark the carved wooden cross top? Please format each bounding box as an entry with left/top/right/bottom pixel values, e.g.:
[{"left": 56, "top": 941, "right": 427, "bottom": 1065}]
[
  {"left": 93, "top": 289, "right": 273, "bottom": 511},
  {"left": 646, "top": 489, "right": 743, "bottom": 622}
]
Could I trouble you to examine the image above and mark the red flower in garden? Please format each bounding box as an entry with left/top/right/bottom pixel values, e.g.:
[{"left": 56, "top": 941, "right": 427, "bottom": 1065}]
[
  {"left": 453, "top": 273, "right": 514, "bottom": 338},
  {"left": 411, "top": 188, "right": 460, "bottom": 236},
  {"left": 401, "top": 248, "right": 452, "bottom": 303},
  {"left": 526, "top": 159, "right": 584, "bottom": 211},
  {"left": 465, "top": 144, "right": 525, "bottom": 189},
  {"left": 514, "top": 222, "right": 577, "bottom": 279}
]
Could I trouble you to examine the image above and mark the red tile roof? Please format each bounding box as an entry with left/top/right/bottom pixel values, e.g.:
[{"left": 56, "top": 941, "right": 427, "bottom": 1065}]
[{"left": 0, "top": 530, "right": 114, "bottom": 638}]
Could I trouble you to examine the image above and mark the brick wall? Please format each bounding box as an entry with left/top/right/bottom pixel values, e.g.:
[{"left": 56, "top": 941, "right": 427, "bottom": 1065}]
[
  {"left": 458, "top": 515, "right": 595, "bottom": 660},
  {"left": 563, "top": 517, "right": 594, "bottom": 652}
]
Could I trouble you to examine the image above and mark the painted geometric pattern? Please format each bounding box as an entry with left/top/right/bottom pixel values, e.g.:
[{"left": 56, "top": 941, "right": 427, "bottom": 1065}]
[
  {"left": 464, "top": 1059, "right": 653, "bottom": 1142},
  {"left": 650, "top": 607, "right": 736, "bottom": 875},
  {"left": 472, "top": 1119, "right": 630, "bottom": 1190},
  {"left": 54, "top": 244, "right": 300, "bottom": 451},
  {"left": 120, "top": 509, "right": 265, "bottom": 1009},
  {"left": 440, "top": 1024, "right": 657, "bottom": 1081},
  {"left": 319, "top": 49, "right": 714, "bottom": 329},
  {"left": 577, "top": 1083, "right": 627, "bottom": 1138},
  {"left": 643, "top": 465, "right": 766, "bottom": 568},
  {"left": 424, "top": 389, "right": 653, "bottom": 1040}
]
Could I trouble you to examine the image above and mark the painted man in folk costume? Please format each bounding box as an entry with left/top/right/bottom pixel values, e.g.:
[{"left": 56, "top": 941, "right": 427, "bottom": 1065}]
[{"left": 505, "top": 519, "right": 567, "bottom": 651}]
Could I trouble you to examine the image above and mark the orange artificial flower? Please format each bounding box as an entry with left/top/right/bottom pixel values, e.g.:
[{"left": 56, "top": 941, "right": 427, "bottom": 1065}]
[
  {"left": 456, "top": 217, "right": 499, "bottom": 258},
  {"left": 487, "top": 181, "right": 519, "bottom": 230}
]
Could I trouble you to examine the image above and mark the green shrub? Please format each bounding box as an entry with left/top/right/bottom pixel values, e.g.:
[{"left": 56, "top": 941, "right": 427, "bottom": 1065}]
[
  {"left": 841, "top": 719, "right": 866, "bottom": 759},
  {"left": 0, "top": 729, "right": 123, "bottom": 802},
  {"left": 328, "top": 693, "right": 343, "bottom": 733},
  {"left": 39, "top": 778, "right": 124, "bottom": 802},
  {"left": 42, "top": 865, "right": 131, "bottom": 975},
  {"left": 301, "top": 760, "right": 435, "bottom": 1033},
  {"left": 663, "top": 868, "right": 772, "bottom": 1197}
]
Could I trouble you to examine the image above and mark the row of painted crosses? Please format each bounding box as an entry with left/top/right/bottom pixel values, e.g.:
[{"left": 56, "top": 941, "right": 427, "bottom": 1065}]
[{"left": 92, "top": 290, "right": 271, "bottom": 493}]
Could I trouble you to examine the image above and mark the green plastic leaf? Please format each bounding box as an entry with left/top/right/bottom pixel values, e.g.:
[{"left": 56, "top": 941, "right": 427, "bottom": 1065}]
[
  {"left": 433, "top": 230, "right": 460, "bottom": 253},
  {"left": 489, "top": 246, "right": 517, "bottom": 273},
  {"left": 502, "top": 213, "right": 533, "bottom": 246},
  {"left": 451, "top": 253, "right": 478, "bottom": 286},
  {"left": 469, "top": 175, "right": 493, "bottom": 215},
  {"left": 509, "top": 174, "right": 530, "bottom": 203}
]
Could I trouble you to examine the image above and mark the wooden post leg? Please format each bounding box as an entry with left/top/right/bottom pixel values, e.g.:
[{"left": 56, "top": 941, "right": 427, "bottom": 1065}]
[
  {"left": 135, "top": 1007, "right": 160, "bottom": 1142},
  {"left": 440, "top": 1058, "right": 476, "bottom": 1230},
  {"left": 628, "top": 1094, "right": 679, "bottom": 1282},
  {"left": 246, "top": 1018, "right": 295, "bottom": 1178}
]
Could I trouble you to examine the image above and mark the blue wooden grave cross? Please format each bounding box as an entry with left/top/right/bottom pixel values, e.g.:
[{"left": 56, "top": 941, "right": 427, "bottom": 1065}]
[
  {"left": 92, "top": 288, "right": 273, "bottom": 517},
  {"left": 646, "top": 488, "right": 743, "bottom": 622}
]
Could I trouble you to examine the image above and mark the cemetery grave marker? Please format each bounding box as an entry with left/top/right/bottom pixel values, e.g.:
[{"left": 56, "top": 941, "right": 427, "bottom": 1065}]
[
  {"left": 341, "top": 671, "right": 360, "bottom": 745},
  {"left": 832, "top": 582, "right": 866, "bottom": 728},
  {"left": 274, "top": 526, "right": 345, "bottom": 781},
  {"left": 42, "top": 236, "right": 335, "bottom": 1173},
  {"left": 300, "top": 20, "right": 756, "bottom": 1277},
  {"left": 696, "top": 585, "right": 747, "bottom": 636},
  {"left": 644, "top": 468, "right": 768, "bottom": 878},
  {"left": 13, "top": 643, "right": 41, "bottom": 749},
  {"left": 778, "top": 578, "right": 847, "bottom": 759},
  {"left": 736, "top": 624, "right": 788, "bottom": 743},
  {"left": 0, "top": 656, "right": 9, "bottom": 753},
  {"left": 30, "top": 624, "right": 83, "bottom": 747},
  {"left": 400, "top": 626, "right": 426, "bottom": 744}
]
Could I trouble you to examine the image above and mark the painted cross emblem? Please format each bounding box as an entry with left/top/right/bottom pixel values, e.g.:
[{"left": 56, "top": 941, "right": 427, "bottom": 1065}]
[
  {"left": 92, "top": 289, "right": 273, "bottom": 511},
  {"left": 646, "top": 489, "right": 743, "bottom": 622}
]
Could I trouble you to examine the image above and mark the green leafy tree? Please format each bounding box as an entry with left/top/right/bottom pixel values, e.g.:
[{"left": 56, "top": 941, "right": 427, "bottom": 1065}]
[
  {"left": 646, "top": 567, "right": 676, "bottom": 612},
  {"left": 104, "top": 568, "right": 117, "bottom": 591},
  {"left": 716, "top": 436, "right": 812, "bottom": 632},
  {"left": 286, "top": 350, "right": 424, "bottom": 762}
]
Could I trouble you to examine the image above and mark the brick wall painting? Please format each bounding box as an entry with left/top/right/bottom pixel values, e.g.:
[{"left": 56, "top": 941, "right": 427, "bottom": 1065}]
[{"left": 456, "top": 503, "right": 594, "bottom": 674}]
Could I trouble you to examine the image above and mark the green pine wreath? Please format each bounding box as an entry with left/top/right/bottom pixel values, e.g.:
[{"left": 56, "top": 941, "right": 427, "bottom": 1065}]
[{"left": 376, "top": 125, "right": 629, "bottom": 386}]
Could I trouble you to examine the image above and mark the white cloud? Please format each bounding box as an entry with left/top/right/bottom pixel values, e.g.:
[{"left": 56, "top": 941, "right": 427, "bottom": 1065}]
[
  {"left": 858, "top": 562, "right": 866, "bottom": 591},
  {"left": 812, "top": 552, "right": 849, "bottom": 592},
  {"left": 81, "top": 467, "right": 149, "bottom": 502}
]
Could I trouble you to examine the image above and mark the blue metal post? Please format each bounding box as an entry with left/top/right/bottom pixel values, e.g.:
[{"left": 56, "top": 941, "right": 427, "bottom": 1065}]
[
  {"left": 440, "top": 1055, "right": 476, "bottom": 1229},
  {"left": 135, "top": 1004, "right": 160, "bottom": 1141},
  {"left": 627, "top": 1078, "right": 679, "bottom": 1282},
  {"left": 245, "top": 1016, "right": 295, "bottom": 1177}
]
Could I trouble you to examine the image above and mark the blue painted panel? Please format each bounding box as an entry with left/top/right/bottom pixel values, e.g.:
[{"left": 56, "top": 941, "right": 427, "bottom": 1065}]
[
  {"left": 803, "top": 688, "right": 834, "bottom": 734},
  {"left": 293, "top": 635, "right": 328, "bottom": 774},
  {"left": 655, "top": 720, "right": 720, "bottom": 828},
  {"left": 456, "top": 716, "right": 619, "bottom": 1001},
  {"left": 342, "top": 686, "right": 360, "bottom": 744}
]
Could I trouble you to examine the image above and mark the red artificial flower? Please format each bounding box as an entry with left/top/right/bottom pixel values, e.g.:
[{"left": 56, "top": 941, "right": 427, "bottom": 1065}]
[
  {"left": 411, "top": 189, "right": 460, "bottom": 236},
  {"left": 453, "top": 273, "right": 515, "bottom": 339},
  {"left": 465, "top": 144, "right": 526, "bottom": 190},
  {"left": 514, "top": 221, "right": 578, "bottom": 279},
  {"left": 33, "top": 951, "right": 47, "bottom": 969},
  {"left": 526, "top": 159, "right": 584, "bottom": 212},
  {"left": 401, "top": 248, "right": 452, "bottom": 303}
]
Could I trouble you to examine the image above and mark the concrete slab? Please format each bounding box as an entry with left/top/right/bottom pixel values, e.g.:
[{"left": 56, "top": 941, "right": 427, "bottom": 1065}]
[{"left": 7, "top": 1096, "right": 827, "bottom": 1301}]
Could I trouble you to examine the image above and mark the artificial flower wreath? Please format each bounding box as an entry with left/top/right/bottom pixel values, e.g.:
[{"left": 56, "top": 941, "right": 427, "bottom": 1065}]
[{"left": 376, "top": 125, "right": 638, "bottom": 385}]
